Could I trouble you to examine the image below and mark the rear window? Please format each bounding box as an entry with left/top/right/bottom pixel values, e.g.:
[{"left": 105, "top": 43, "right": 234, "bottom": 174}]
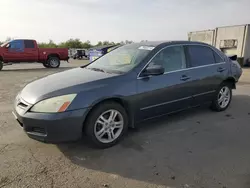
[
  {"left": 187, "top": 45, "right": 215, "bottom": 67},
  {"left": 24, "top": 40, "right": 35, "bottom": 48},
  {"left": 213, "top": 51, "right": 224, "bottom": 63}
]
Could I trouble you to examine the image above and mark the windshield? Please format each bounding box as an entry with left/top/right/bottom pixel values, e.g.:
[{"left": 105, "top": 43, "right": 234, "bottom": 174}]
[
  {"left": 0, "top": 41, "right": 10, "bottom": 47},
  {"left": 86, "top": 43, "right": 154, "bottom": 73}
]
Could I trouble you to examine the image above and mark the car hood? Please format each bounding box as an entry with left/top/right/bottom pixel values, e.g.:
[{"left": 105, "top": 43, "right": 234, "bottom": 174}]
[{"left": 20, "top": 67, "right": 118, "bottom": 104}]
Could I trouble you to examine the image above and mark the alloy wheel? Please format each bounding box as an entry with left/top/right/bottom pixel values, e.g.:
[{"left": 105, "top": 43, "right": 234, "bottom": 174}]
[
  {"left": 50, "top": 59, "right": 59, "bottom": 68},
  {"left": 217, "top": 86, "right": 231, "bottom": 108},
  {"left": 94, "top": 109, "right": 124, "bottom": 144}
]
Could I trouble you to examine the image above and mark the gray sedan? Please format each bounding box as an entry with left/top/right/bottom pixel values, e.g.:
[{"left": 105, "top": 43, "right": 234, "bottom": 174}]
[{"left": 13, "top": 41, "right": 242, "bottom": 148}]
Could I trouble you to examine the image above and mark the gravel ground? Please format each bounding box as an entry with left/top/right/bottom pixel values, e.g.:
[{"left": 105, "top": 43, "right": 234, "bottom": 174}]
[{"left": 1, "top": 62, "right": 250, "bottom": 188}]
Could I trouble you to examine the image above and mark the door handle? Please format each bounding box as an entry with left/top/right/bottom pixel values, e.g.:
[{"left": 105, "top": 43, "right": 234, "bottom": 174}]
[
  {"left": 217, "top": 67, "right": 226, "bottom": 72},
  {"left": 180, "top": 75, "right": 191, "bottom": 81}
]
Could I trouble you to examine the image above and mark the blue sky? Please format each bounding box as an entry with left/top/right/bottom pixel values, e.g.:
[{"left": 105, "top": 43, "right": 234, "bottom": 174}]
[{"left": 0, "top": 0, "right": 250, "bottom": 44}]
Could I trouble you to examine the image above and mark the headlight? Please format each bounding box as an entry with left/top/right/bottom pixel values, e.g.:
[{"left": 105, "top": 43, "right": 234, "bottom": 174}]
[{"left": 30, "top": 94, "right": 77, "bottom": 113}]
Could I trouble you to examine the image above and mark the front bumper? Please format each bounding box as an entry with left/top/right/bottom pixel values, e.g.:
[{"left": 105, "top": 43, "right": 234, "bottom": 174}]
[{"left": 13, "top": 107, "right": 89, "bottom": 143}]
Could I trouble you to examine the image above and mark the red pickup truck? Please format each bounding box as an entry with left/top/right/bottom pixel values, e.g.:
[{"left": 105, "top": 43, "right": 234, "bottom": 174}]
[{"left": 0, "top": 39, "right": 69, "bottom": 71}]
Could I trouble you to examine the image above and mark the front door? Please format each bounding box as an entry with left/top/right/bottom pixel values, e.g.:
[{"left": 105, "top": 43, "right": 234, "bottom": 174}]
[
  {"left": 136, "top": 45, "right": 194, "bottom": 121},
  {"left": 4, "top": 40, "right": 25, "bottom": 62}
]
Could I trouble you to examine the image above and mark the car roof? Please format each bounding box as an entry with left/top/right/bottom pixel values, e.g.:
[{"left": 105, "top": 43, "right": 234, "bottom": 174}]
[
  {"left": 134, "top": 40, "right": 210, "bottom": 47},
  {"left": 89, "top": 44, "right": 118, "bottom": 50}
]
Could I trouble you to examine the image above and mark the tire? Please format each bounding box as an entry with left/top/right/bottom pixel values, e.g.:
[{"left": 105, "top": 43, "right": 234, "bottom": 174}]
[
  {"left": 43, "top": 63, "right": 50, "bottom": 68},
  {"left": 85, "top": 102, "right": 128, "bottom": 148},
  {"left": 0, "top": 61, "right": 3, "bottom": 71},
  {"left": 47, "top": 56, "right": 60, "bottom": 68},
  {"left": 210, "top": 82, "right": 232, "bottom": 112}
]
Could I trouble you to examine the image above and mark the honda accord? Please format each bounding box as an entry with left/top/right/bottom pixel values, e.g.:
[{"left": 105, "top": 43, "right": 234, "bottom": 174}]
[{"left": 13, "top": 41, "right": 242, "bottom": 148}]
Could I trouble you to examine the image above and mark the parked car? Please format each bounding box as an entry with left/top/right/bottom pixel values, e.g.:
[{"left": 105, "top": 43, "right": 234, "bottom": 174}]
[
  {"left": 0, "top": 39, "right": 69, "bottom": 70},
  {"left": 73, "top": 49, "right": 88, "bottom": 60},
  {"left": 12, "top": 41, "right": 242, "bottom": 148},
  {"left": 88, "top": 44, "right": 120, "bottom": 62}
]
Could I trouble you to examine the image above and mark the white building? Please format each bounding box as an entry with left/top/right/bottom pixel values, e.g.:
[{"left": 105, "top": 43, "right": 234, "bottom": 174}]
[{"left": 188, "top": 24, "right": 250, "bottom": 66}]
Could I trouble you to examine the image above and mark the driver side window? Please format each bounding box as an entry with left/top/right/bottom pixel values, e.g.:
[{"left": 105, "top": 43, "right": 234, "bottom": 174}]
[
  {"left": 9, "top": 40, "right": 24, "bottom": 52},
  {"left": 149, "top": 46, "right": 186, "bottom": 73}
]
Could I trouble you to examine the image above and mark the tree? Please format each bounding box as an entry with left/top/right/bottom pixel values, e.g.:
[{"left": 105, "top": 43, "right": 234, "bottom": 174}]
[
  {"left": 81, "top": 40, "right": 92, "bottom": 49},
  {"left": 96, "top": 41, "right": 103, "bottom": 46},
  {"left": 102, "top": 41, "right": 110, "bottom": 45},
  {"left": 38, "top": 39, "right": 57, "bottom": 48},
  {"left": 125, "top": 40, "right": 133, "bottom": 44},
  {"left": 65, "top": 39, "right": 83, "bottom": 48}
]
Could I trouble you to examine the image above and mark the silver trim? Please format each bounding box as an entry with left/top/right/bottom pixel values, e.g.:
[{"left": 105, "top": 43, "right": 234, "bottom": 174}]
[
  {"left": 193, "top": 90, "right": 216, "bottom": 97},
  {"left": 137, "top": 62, "right": 226, "bottom": 80},
  {"left": 137, "top": 43, "right": 225, "bottom": 79},
  {"left": 140, "top": 96, "right": 191, "bottom": 111},
  {"left": 140, "top": 90, "right": 216, "bottom": 111},
  {"left": 26, "top": 131, "right": 47, "bottom": 137}
]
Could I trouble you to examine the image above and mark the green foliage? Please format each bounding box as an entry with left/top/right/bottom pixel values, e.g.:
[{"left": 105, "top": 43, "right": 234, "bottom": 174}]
[
  {"left": 1, "top": 38, "right": 131, "bottom": 49},
  {"left": 37, "top": 39, "right": 124, "bottom": 49},
  {"left": 39, "top": 40, "right": 57, "bottom": 48}
]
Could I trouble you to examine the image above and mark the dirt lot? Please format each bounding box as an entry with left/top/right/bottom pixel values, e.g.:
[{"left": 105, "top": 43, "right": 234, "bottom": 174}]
[{"left": 1, "top": 61, "right": 250, "bottom": 188}]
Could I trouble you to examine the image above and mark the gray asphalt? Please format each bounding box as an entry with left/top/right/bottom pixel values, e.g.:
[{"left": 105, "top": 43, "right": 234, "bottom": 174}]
[{"left": 1, "top": 61, "right": 250, "bottom": 188}]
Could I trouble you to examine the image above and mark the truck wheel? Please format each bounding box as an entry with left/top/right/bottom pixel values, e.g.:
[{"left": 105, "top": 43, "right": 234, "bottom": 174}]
[
  {"left": 0, "top": 61, "right": 3, "bottom": 71},
  {"left": 43, "top": 63, "right": 50, "bottom": 68},
  {"left": 47, "top": 57, "right": 60, "bottom": 68}
]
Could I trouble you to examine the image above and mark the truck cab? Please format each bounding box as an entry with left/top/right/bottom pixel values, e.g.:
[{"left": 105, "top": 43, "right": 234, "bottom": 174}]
[{"left": 1, "top": 40, "right": 39, "bottom": 63}]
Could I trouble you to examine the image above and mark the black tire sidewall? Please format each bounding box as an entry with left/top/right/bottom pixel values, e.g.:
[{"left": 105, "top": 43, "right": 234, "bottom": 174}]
[
  {"left": 43, "top": 63, "right": 50, "bottom": 68},
  {"left": 47, "top": 57, "right": 60, "bottom": 68},
  {"left": 85, "top": 102, "right": 128, "bottom": 148},
  {"left": 211, "top": 83, "right": 232, "bottom": 111},
  {"left": 0, "top": 62, "right": 3, "bottom": 71}
]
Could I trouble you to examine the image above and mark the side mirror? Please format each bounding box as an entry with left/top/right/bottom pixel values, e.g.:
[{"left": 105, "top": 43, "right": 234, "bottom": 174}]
[
  {"left": 228, "top": 55, "right": 237, "bottom": 61},
  {"left": 143, "top": 64, "right": 164, "bottom": 76},
  {"left": 6, "top": 44, "right": 10, "bottom": 48}
]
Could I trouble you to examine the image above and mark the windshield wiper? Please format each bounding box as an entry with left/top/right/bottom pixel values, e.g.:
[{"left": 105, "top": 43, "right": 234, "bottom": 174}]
[{"left": 87, "top": 67, "right": 105, "bottom": 73}]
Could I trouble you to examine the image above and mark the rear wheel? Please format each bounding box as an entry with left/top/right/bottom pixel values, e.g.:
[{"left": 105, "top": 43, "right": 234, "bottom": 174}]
[
  {"left": 0, "top": 61, "right": 3, "bottom": 71},
  {"left": 47, "top": 56, "right": 60, "bottom": 68},
  {"left": 211, "top": 82, "right": 232, "bottom": 111},
  {"left": 85, "top": 102, "right": 128, "bottom": 148}
]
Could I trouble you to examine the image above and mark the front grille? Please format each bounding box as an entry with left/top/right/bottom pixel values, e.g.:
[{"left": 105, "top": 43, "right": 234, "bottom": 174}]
[
  {"left": 16, "top": 96, "right": 30, "bottom": 111},
  {"left": 18, "top": 102, "right": 28, "bottom": 108}
]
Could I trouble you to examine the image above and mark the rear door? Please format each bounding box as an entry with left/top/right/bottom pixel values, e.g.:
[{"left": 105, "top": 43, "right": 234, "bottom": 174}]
[
  {"left": 4, "top": 40, "right": 25, "bottom": 62},
  {"left": 23, "top": 40, "right": 38, "bottom": 62},
  {"left": 185, "top": 45, "right": 229, "bottom": 106}
]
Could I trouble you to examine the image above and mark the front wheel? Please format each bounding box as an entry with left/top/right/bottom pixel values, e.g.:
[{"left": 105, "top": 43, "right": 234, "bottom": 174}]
[
  {"left": 211, "top": 83, "right": 232, "bottom": 111},
  {"left": 47, "top": 57, "right": 60, "bottom": 68},
  {"left": 85, "top": 102, "right": 128, "bottom": 148}
]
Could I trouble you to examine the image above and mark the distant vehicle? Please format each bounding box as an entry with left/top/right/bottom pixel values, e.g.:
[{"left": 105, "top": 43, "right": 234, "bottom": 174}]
[
  {"left": 13, "top": 41, "right": 242, "bottom": 148},
  {"left": 89, "top": 44, "right": 120, "bottom": 62},
  {"left": 73, "top": 49, "right": 88, "bottom": 60},
  {"left": 0, "top": 39, "right": 69, "bottom": 70}
]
